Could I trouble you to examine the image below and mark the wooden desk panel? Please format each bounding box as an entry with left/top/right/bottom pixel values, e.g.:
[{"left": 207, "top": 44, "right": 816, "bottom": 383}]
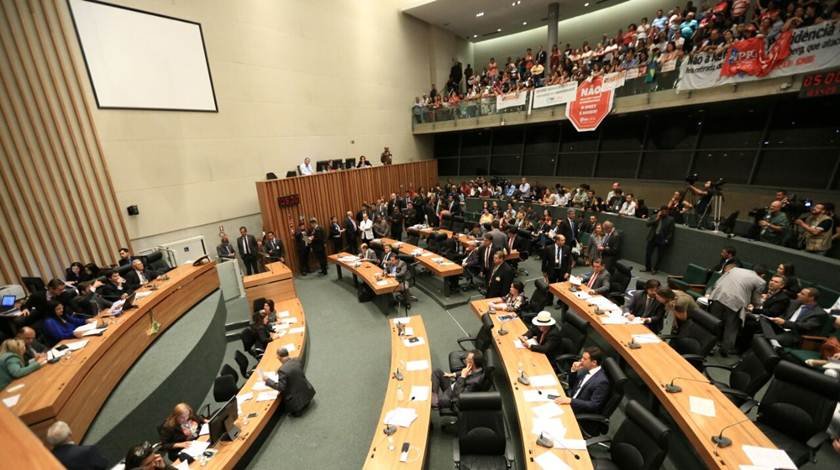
[
  {"left": 196, "top": 297, "right": 307, "bottom": 470},
  {"left": 243, "top": 262, "right": 296, "bottom": 306},
  {"left": 380, "top": 238, "right": 463, "bottom": 277},
  {"left": 551, "top": 282, "right": 776, "bottom": 469},
  {"left": 364, "top": 315, "right": 432, "bottom": 470},
  {"left": 327, "top": 252, "right": 400, "bottom": 295},
  {"left": 0, "top": 404, "right": 63, "bottom": 469},
  {"left": 470, "top": 299, "right": 593, "bottom": 470},
  {"left": 2, "top": 263, "right": 218, "bottom": 441}
]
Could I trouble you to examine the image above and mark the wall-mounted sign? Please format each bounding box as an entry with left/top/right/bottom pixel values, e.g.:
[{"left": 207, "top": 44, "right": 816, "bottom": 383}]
[
  {"left": 800, "top": 69, "right": 840, "bottom": 98},
  {"left": 277, "top": 194, "right": 300, "bottom": 208}
]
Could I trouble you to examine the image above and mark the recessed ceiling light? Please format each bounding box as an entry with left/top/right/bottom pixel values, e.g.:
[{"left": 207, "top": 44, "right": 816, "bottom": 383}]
[
  {"left": 473, "top": 34, "right": 478, "bottom": 38},
  {"left": 476, "top": 11, "right": 484, "bottom": 17},
  {"left": 512, "top": 2, "right": 516, "bottom": 5},
  {"left": 584, "top": 2, "right": 590, "bottom": 6},
  {"left": 517, "top": 1, "right": 521, "bottom": 4},
  {"left": 522, "top": 21, "right": 528, "bottom": 25},
  {"left": 497, "top": 28, "right": 502, "bottom": 32}
]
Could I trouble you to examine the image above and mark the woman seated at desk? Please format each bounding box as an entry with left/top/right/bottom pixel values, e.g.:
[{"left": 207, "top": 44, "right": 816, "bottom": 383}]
[
  {"left": 43, "top": 301, "right": 104, "bottom": 345},
  {"left": 158, "top": 403, "right": 206, "bottom": 461},
  {"left": 250, "top": 311, "right": 280, "bottom": 351},
  {"left": 0, "top": 338, "right": 44, "bottom": 390},
  {"left": 254, "top": 298, "right": 277, "bottom": 323},
  {"left": 488, "top": 281, "right": 527, "bottom": 316}
]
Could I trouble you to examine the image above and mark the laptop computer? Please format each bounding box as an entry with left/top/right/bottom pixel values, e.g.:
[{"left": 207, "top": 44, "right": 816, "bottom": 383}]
[{"left": 0, "top": 294, "right": 15, "bottom": 312}]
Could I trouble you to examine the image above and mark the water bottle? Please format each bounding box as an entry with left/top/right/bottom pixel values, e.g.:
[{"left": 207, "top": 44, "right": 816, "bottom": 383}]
[{"left": 396, "top": 384, "right": 404, "bottom": 402}]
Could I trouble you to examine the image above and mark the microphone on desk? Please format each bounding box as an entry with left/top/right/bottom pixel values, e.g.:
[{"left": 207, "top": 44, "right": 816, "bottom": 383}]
[
  {"left": 627, "top": 336, "right": 642, "bottom": 349},
  {"left": 711, "top": 417, "right": 753, "bottom": 448},
  {"left": 663, "top": 376, "right": 712, "bottom": 393},
  {"left": 393, "top": 368, "right": 403, "bottom": 381},
  {"left": 517, "top": 370, "right": 530, "bottom": 385},
  {"left": 536, "top": 433, "right": 581, "bottom": 460}
]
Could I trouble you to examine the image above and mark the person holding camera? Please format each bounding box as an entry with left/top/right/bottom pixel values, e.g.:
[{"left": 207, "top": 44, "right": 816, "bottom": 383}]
[{"left": 793, "top": 202, "right": 834, "bottom": 255}]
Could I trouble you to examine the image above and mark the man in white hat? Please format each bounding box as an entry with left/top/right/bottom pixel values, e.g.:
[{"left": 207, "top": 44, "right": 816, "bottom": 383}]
[{"left": 518, "top": 311, "right": 562, "bottom": 357}]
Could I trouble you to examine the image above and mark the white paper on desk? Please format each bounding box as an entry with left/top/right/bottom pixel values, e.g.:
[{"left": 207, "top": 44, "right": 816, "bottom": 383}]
[
  {"left": 384, "top": 407, "right": 418, "bottom": 428},
  {"left": 81, "top": 327, "right": 107, "bottom": 337},
  {"left": 689, "top": 396, "right": 716, "bottom": 417},
  {"left": 529, "top": 374, "right": 559, "bottom": 388},
  {"left": 66, "top": 340, "right": 88, "bottom": 351},
  {"left": 2, "top": 394, "right": 20, "bottom": 407},
  {"left": 279, "top": 317, "right": 298, "bottom": 325},
  {"left": 376, "top": 280, "right": 389, "bottom": 286},
  {"left": 252, "top": 381, "right": 270, "bottom": 391},
  {"left": 277, "top": 310, "right": 290, "bottom": 318},
  {"left": 523, "top": 389, "right": 560, "bottom": 403},
  {"left": 6, "top": 383, "right": 24, "bottom": 393},
  {"left": 514, "top": 338, "right": 538, "bottom": 349},
  {"left": 257, "top": 391, "right": 279, "bottom": 402},
  {"left": 181, "top": 440, "right": 210, "bottom": 458},
  {"left": 534, "top": 451, "right": 572, "bottom": 470},
  {"left": 174, "top": 461, "right": 190, "bottom": 470},
  {"left": 237, "top": 392, "right": 253, "bottom": 404},
  {"left": 741, "top": 445, "right": 797, "bottom": 469},
  {"left": 288, "top": 326, "right": 305, "bottom": 335},
  {"left": 263, "top": 371, "right": 279, "bottom": 382},
  {"left": 555, "top": 438, "right": 587, "bottom": 450},
  {"left": 406, "top": 360, "right": 429, "bottom": 371},
  {"left": 47, "top": 349, "right": 65, "bottom": 361},
  {"left": 631, "top": 333, "right": 662, "bottom": 344},
  {"left": 575, "top": 291, "right": 591, "bottom": 300},
  {"left": 531, "top": 418, "right": 567, "bottom": 439},
  {"left": 403, "top": 337, "right": 425, "bottom": 348},
  {"left": 73, "top": 322, "right": 99, "bottom": 334},
  {"left": 601, "top": 316, "right": 629, "bottom": 325},
  {"left": 392, "top": 317, "right": 410, "bottom": 325},
  {"left": 199, "top": 423, "right": 209, "bottom": 436},
  {"left": 135, "top": 291, "right": 153, "bottom": 299},
  {"left": 282, "top": 343, "right": 296, "bottom": 352},
  {"left": 532, "top": 402, "right": 565, "bottom": 419},
  {"left": 403, "top": 327, "right": 415, "bottom": 336},
  {"left": 409, "top": 385, "right": 430, "bottom": 401}
]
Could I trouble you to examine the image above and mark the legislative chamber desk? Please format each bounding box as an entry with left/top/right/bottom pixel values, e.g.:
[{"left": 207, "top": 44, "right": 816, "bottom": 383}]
[
  {"left": 242, "top": 261, "right": 296, "bottom": 306},
  {"left": 327, "top": 252, "right": 400, "bottom": 295},
  {"left": 2, "top": 263, "right": 219, "bottom": 441},
  {"left": 364, "top": 315, "right": 432, "bottom": 470},
  {"left": 470, "top": 299, "right": 593, "bottom": 470},
  {"left": 409, "top": 227, "right": 520, "bottom": 261},
  {"left": 551, "top": 282, "right": 777, "bottom": 469},
  {"left": 380, "top": 237, "right": 463, "bottom": 296},
  {"left": 195, "top": 296, "right": 307, "bottom": 469}
]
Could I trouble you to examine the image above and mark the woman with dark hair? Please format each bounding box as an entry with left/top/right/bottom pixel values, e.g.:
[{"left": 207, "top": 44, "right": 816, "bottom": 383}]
[
  {"left": 776, "top": 263, "right": 801, "bottom": 298},
  {"left": 158, "top": 403, "right": 206, "bottom": 461},
  {"left": 43, "top": 301, "right": 102, "bottom": 345},
  {"left": 250, "top": 311, "right": 277, "bottom": 352},
  {"left": 65, "top": 262, "right": 87, "bottom": 284}
]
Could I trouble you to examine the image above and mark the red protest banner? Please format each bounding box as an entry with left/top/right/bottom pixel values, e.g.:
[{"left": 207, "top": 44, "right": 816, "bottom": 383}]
[
  {"left": 565, "top": 75, "right": 614, "bottom": 132},
  {"left": 721, "top": 31, "right": 792, "bottom": 77}
]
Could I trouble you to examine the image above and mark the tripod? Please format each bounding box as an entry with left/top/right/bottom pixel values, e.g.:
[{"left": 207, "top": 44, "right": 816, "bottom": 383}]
[{"left": 697, "top": 192, "right": 724, "bottom": 232}]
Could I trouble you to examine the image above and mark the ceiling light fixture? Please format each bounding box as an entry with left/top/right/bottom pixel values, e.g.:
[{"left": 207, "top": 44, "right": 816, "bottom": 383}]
[
  {"left": 522, "top": 21, "right": 528, "bottom": 25},
  {"left": 473, "top": 34, "right": 478, "bottom": 38},
  {"left": 476, "top": 11, "right": 484, "bottom": 17},
  {"left": 497, "top": 28, "right": 502, "bottom": 32},
  {"left": 584, "top": 2, "right": 590, "bottom": 6}
]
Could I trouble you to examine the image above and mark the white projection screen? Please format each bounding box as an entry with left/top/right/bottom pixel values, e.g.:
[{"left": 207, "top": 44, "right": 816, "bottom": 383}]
[{"left": 68, "top": 0, "right": 218, "bottom": 111}]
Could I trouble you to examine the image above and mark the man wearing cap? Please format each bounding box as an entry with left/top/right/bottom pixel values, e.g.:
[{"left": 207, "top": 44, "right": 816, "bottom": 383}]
[
  {"left": 519, "top": 311, "right": 562, "bottom": 358},
  {"left": 264, "top": 347, "right": 316, "bottom": 416}
]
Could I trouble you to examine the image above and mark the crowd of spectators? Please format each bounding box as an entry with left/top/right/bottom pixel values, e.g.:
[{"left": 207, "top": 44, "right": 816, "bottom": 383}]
[{"left": 413, "top": 0, "right": 840, "bottom": 111}]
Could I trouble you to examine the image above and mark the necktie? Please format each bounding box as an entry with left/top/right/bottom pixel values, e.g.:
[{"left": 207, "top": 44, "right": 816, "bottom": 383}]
[
  {"left": 485, "top": 249, "right": 490, "bottom": 269},
  {"left": 243, "top": 237, "right": 249, "bottom": 255},
  {"left": 588, "top": 273, "right": 598, "bottom": 289},
  {"left": 645, "top": 296, "right": 652, "bottom": 313},
  {"left": 555, "top": 246, "right": 561, "bottom": 265},
  {"left": 351, "top": 219, "right": 357, "bottom": 231},
  {"left": 509, "top": 238, "right": 514, "bottom": 251}
]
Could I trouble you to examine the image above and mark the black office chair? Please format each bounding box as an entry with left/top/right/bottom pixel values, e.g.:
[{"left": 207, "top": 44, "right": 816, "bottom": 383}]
[
  {"left": 576, "top": 357, "right": 628, "bottom": 438},
  {"left": 702, "top": 335, "right": 779, "bottom": 410},
  {"left": 449, "top": 313, "right": 495, "bottom": 373},
  {"left": 752, "top": 360, "right": 840, "bottom": 466},
  {"left": 661, "top": 307, "right": 722, "bottom": 370},
  {"left": 213, "top": 374, "right": 238, "bottom": 403},
  {"left": 440, "top": 357, "right": 498, "bottom": 430},
  {"left": 553, "top": 310, "right": 589, "bottom": 375},
  {"left": 452, "top": 392, "right": 514, "bottom": 470},
  {"left": 240, "top": 328, "right": 265, "bottom": 360},
  {"left": 452, "top": 216, "right": 466, "bottom": 233},
  {"left": 234, "top": 350, "right": 254, "bottom": 379},
  {"left": 586, "top": 399, "right": 670, "bottom": 470},
  {"left": 521, "top": 279, "right": 553, "bottom": 323},
  {"left": 21, "top": 277, "right": 46, "bottom": 295},
  {"left": 440, "top": 213, "right": 453, "bottom": 230},
  {"left": 220, "top": 364, "right": 238, "bottom": 382},
  {"left": 397, "top": 254, "right": 418, "bottom": 287},
  {"left": 607, "top": 262, "right": 632, "bottom": 306}
]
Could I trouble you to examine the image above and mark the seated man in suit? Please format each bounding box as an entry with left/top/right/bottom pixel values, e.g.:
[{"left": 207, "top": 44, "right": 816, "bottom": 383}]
[
  {"left": 520, "top": 310, "right": 562, "bottom": 358},
  {"left": 386, "top": 254, "right": 416, "bottom": 301},
  {"left": 47, "top": 421, "right": 108, "bottom": 470},
  {"left": 485, "top": 251, "right": 514, "bottom": 299},
  {"left": 216, "top": 235, "right": 236, "bottom": 261},
  {"left": 124, "top": 259, "right": 158, "bottom": 292},
  {"left": 359, "top": 243, "right": 379, "bottom": 263},
  {"left": 624, "top": 279, "right": 666, "bottom": 333},
  {"left": 263, "top": 347, "right": 316, "bottom": 416},
  {"left": 263, "top": 231, "right": 285, "bottom": 263},
  {"left": 581, "top": 258, "right": 611, "bottom": 296},
  {"left": 760, "top": 287, "right": 828, "bottom": 348},
  {"left": 554, "top": 346, "right": 609, "bottom": 414},
  {"left": 15, "top": 327, "right": 47, "bottom": 364},
  {"left": 380, "top": 243, "right": 397, "bottom": 268},
  {"left": 118, "top": 247, "right": 132, "bottom": 267},
  {"left": 18, "top": 278, "right": 74, "bottom": 328},
  {"left": 431, "top": 349, "right": 486, "bottom": 410},
  {"left": 438, "top": 233, "right": 458, "bottom": 261},
  {"left": 97, "top": 270, "right": 130, "bottom": 303}
]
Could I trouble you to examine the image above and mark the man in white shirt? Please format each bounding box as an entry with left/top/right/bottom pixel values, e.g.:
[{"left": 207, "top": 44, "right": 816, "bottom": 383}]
[
  {"left": 554, "top": 346, "right": 609, "bottom": 414},
  {"left": 299, "top": 157, "right": 314, "bottom": 176},
  {"left": 518, "top": 177, "right": 531, "bottom": 199}
]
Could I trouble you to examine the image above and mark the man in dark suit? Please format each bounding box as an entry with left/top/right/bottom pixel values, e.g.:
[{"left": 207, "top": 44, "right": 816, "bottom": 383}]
[
  {"left": 711, "top": 246, "right": 741, "bottom": 272},
  {"left": 97, "top": 270, "right": 129, "bottom": 303},
  {"left": 19, "top": 279, "right": 73, "bottom": 327},
  {"left": 16, "top": 326, "right": 47, "bottom": 364},
  {"left": 431, "top": 349, "right": 486, "bottom": 410},
  {"left": 308, "top": 218, "right": 328, "bottom": 275},
  {"left": 554, "top": 347, "right": 609, "bottom": 414},
  {"left": 761, "top": 287, "right": 828, "bottom": 347},
  {"left": 598, "top": 221, "right": 621, "bottom": 273},
  {"left": 263, "top": 231, "right": 285, "bottom": 263},
  {"left": 216, "top": 235, "right": 236, "bottom": 261},
  {"left": 486, "top": 251, "right": 514, "bottom": 299},
  {"left": 344, "top": 211, "right": 359, "bottom": 254},
  {"left": 476, "top": 234, "right": 498, "bottom": 279},
  {"left": 625, "top": 279, "right": 666, "bottom": 333},
  {"left": 124, "top": 259, "right": 158, "bottom": 292},
  {"left": 643, "top": 206, "right": 675, "bottom": 274},
  {"left": 380, "top": 244, "right": 397, "bottom": 269},
  {"left": 265, "top": 347, "right": 316, "bottom": 416},
  {"left": 504, "top": 226, "right": 527, "bottom": 271},
  {"left": 558, "top": 208, "right": 579, "bottom": 249},
  {"left": 438, "top": 233, "right": 458, "bottom": 260},
  {"left": 446, "top": 194, "right": 462, "bottom": 216},
  {"left": 581, "top": 258, "right": 611, "bottom": 296},
  {"left": 294, "top": 222, "right": 310, "bottom": 275},
  {"left": 542, "top": 235, "right": 572, "bottom": 284},
  {"left": 117, "top": 247, "right": 132, "bottom": 267},
  {"left": 329, "top": 216, "right": 343, "bottom": 253},
  {"left": 237, "top": 226, "right": 259, "bottom": 275},
  {"left": 520, "top": 310, "right": 563, "bottom": 358},
  {"left": 47, "top": 421, "right": 108, "bottom": 470}
]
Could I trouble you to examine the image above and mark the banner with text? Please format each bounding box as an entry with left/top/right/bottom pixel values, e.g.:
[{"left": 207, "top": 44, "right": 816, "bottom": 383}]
[
  {"left": 602, "top": 71, "right": 626, "bottom": 90},
  {"left": 678, "top": 20, "right": 840, "bottom": 90},
  {"left": 565, "top": 75, "right": 614, "bottom": 132},
  {"left": 496, "top": 91, "right": 528, "bottom": 110},
  {"left": 531, "top": 82, "right": 579, "bottom": 109}
]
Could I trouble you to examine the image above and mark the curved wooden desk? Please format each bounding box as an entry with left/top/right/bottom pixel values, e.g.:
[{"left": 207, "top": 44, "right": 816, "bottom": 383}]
[
  {"left": 196, "top": 296, "right": 307, "bottom": 469},
  {"left": 410, "top": 227, "right": 520, "bottom": 261},
  {"left": 470, "top": 299, "right": 593, "bottom": 469},
  {"left": 327, "top": 252, "right": 400, "bottom": 295},
  {"left": 1, "top": 263, "right": 219, "bottom": 441},
  {"left": 551, "top": 282, "right": 777, "bottom": 469},
  {"left": 364, "top": 315, "right": 432, "bottom": 470},
  {"left": 380, "top": 238, "right": 464, "bottom": 278},
  {"left": 243, "top": 261, "right": 296, "bottom": 306},
  {"left": 0, "top": 404, "right": 62, "bottom": 469}
]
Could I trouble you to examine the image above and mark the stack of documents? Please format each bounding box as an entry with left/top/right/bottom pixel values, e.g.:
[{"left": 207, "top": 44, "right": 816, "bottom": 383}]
[
  {"left": 741, "top": 445, "right": 797, "bottom": 469},
  {"left": 409, "top": 386, "right": 430, "bottom": 401},
  {"left": 182, "top": 441, "right": 210, "bottom": 458},
  {"left": 384, "top": 407, "right": 418, "bottom": 428},
  {"left": 514, "top": 338, "right": 538, "bottom": 349},
  {"left": 631, "top": 333, "right": 662, "bottom": 344},
  {"left": 406, "top": 360, "right": 429, "bottom": 371},
  {"left": 73, "top": 323, "right": 107, "bottom": 337},
  {"left": 339, "top": 256, "right": 359, "bottom": 263}
]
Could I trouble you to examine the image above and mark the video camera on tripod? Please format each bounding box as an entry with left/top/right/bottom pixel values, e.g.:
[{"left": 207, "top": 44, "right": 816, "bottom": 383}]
[{"left": 686, "top": 173, "right": 727, "bottom": 194}]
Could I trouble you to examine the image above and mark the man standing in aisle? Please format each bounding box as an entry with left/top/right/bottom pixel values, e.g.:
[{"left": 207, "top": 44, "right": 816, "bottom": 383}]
[
  {"left": 707, "top": 260, "right": 765, "bottom": 356},
  {"left": 344, "top": 211, "right": 359, "bottom": 254},
  {"left": 294, "top": 221, "right": 310, "bottom": 275},
  {"left": 598, "top": 221, "right": 621, "bottom": 273},
  {"left": 238, "top": 226, "right": 259, "bottom": 275},
  {"left": 263, "top": 347, "right": 316, "bottom": 416},
  {"left": 643, "top": 206, "right": 675, "bottom": 274},
  {"left": 308, "top": 218, "right": 328, "bottom": 275}
]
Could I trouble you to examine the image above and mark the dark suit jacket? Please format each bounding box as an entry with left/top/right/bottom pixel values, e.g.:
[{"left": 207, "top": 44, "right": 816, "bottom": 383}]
[
  {"left": 780, "top": 301, "right": 827, "bottom": 336},
  {"left": 600, "top": 230, "right": 621, "bottom": 259},
  {"left": 558, "top": 218, "right": 578, "bottom": 247},
  {"left": 439, "top": 237, "right": 457, "bottom": 260},
  {"left": 97, "top": 281, "right": 129, "bottom": 302},
  {"left": 310, "top": 226, "right": 326, "bottom": 252},
  {"left": 646, "top": 215, "right": 675, "bottom": 244},
  {"left": 581, "top": 270, "right": 612, "bottom": 295},
  {"left": 266, "top": 358, "right": 316, "bottom": 414},
  {"left": 23, "top": 290, "right": 73, "bottom": 324},
  {"left": 486, "top": 262, "right": 514, "bottom": 298},
  {"left": 755, "top": 291, "right": 790, "bottom": 318},
  {"left": 626, "top": 290, "right": 665, "bottom": 333},
  {"left": 329, "top": 223, "right": 342, "bottom": 240},
  {"left": 264, "top": 238, "right": 285, "bottom": 260},
  {"left": 541, "top": 244, "right": 572, "bottom": 280},
  {"left": 476, "top": 245, "right": 498, "bottom": 275},
  {"left": 237, "top": 234, "right": 258, "bottom": 259},
  {"left": 344, "top": 218, "right": 358, "bottom": 242},
  {"left": 159, "top": 413, "right": 203, "bottom": 460},
  {"left": 524, "top": 324, "right": 563, "bottom": 356},
  {"left": 505, "top": 234, "right": 527, "bottom": 256},
  {"left": 124, "top": 268, "right": 157, "bottom": 292},
  {"left": 52, "top": 443, "right": 109, "bottom": 470},
  {"left": 568, "top": 368, "right": 610, "bottom": 414},
  {"left": 380, "top": 251, "right": 397, "bottom": 269}
]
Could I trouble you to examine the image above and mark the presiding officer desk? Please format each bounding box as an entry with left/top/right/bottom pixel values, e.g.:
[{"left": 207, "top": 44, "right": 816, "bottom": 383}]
[
  {"left": 380, "top": 237, "right": 463, "bottom": 296},
  {"left": 242, "top": 261, "right": 296, "bottom": 307},
  {"left": 551, "top": 282, "right": 777, "bottom": 469},
  {"left": 364, "top": 315, "right": 432, "bottom": 469},
  {"left": 471, "top": 299, "right": 593, "bottom": 470},
  {"left": 1, "top": 263, "right": 219, "bottom": 441},
  {"left": 327, "top": 252, "right": 400, "bottom": 295}
]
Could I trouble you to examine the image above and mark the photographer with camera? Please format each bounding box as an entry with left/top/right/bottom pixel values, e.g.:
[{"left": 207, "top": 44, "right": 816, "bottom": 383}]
[
  {"left": 758, "top": 200, "right": 790, "bottom": 246},
  {"left": 793, "top": 202, "right": 835, "bottom": 255},
  {"left": 685, "top": 175, "right": 725, "bottom": 229}
]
